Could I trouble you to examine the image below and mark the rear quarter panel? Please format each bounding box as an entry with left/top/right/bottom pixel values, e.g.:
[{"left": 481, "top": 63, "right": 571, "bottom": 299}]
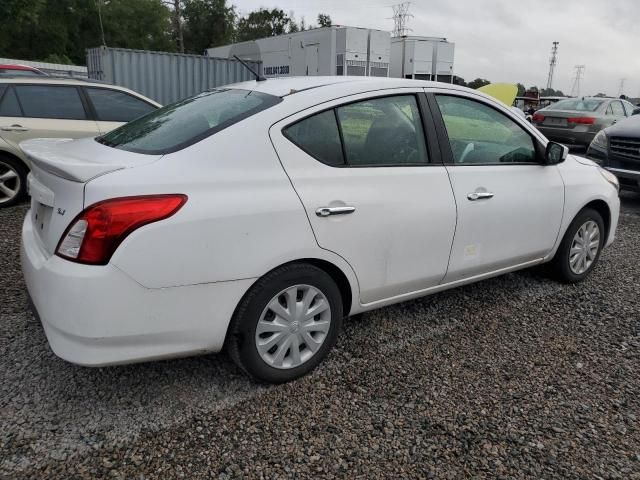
[{"left": 84, "top": 113, "right": 360, "bottom": 312}]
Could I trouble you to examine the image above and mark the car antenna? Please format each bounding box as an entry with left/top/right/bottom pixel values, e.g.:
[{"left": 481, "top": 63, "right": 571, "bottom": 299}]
[{"left": 233, "top": 55, "right": 266, "bottom": 82}]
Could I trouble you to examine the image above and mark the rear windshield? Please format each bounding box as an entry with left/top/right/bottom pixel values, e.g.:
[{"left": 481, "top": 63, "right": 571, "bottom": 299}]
[
  {"left": 548, "top": 99, "right": 603, "bottom": 112},
  {"left": 97, "top": 89, "right": 281, "bottom": 154}
]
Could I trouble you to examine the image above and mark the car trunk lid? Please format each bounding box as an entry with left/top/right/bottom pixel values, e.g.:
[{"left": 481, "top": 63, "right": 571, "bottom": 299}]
[{"left": 21, "top": 137, "right": 162, "bottom": 256}]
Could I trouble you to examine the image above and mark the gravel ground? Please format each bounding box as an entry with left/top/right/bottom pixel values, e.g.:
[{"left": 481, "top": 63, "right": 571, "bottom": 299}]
[{"left": 1, "top": 193, "right": 639, "bottom": 479}]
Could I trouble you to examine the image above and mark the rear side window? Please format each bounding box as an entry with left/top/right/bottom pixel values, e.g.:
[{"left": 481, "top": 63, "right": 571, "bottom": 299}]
[
  {"left": 284, "top": 94, "right": 429, "bottom": 167},
  {"left": 99, "top": 89, "right": 281, "bottom": 154},
  {"left": 86, "top": 87, "right": 156, "bottom": 122},
  {"left": 336, "top": 96, "right": 428, "bottom": 166},
  {"left": 0, "top": 86, "right": 22, "bottom": 116},
  {"left": 14, "top": 85, "right": 86, "bottom": 120},
  {"left": 610, "top": 101, "right": 625, "bottom": 116},
  {"left": 283, "top": 110, "right": 344, "bottom": 166}
]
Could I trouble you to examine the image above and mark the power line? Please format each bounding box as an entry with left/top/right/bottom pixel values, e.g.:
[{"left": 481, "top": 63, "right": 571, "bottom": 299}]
[
  {"left": 391, "top": 2, "right": 413, "bottom": 37},
  {"left": 546, "top": 41, "right": 559, "bottom": 90},
  {"left": 570, "top": 65, "right": 585, "bottom": 97}
]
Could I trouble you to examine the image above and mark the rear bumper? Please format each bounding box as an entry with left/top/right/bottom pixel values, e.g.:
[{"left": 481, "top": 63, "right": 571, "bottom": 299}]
[
  {"left": 537, "top": 126, "right": 596, "bottom": 147},
  {"left": 21, "top": 213, "right": 255, "bottom": 366}
]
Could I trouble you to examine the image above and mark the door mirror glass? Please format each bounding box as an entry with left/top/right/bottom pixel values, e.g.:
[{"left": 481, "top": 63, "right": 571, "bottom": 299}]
[
  {"left": 545, "top": 142, "right": 568, "bottom": 165},
  {"left": 633, "top": 107, "right": 640, "bottom": 116}
]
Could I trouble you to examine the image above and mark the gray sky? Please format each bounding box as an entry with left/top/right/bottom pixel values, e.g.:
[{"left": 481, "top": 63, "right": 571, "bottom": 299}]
[{"left": 231, "top": 0, "right": 640, "bottom": 98}]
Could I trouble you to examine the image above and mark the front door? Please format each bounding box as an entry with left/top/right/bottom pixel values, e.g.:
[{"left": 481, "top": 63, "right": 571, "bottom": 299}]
[
  {"left": 271, "top": 91, "right": 457, "bottom": 304},
  {"left": 430, "top": 92, "right": 564, "bottom": 282}
]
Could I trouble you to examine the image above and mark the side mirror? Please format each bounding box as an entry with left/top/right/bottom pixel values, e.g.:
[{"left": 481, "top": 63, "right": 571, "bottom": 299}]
[
  {"left": 545, "top": 141, "right": 569, "bottom": 165},
  {"left": 632, "top": 107, "right": 640, "bottom": 116}
]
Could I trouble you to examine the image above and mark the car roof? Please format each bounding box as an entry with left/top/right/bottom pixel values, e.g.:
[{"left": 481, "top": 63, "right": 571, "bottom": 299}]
[
  {"left": 226, "top": 76, "right": 469, "bottom": 98},
  {"left": 0, "top": 76, "right": 162, "bottom": 106}
]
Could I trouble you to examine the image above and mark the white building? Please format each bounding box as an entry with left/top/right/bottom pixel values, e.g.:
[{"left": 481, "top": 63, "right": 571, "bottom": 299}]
[
  {"left": 390, "top": 36, "right": 455, "bottom": 82},
  {"left": 206, "top": 26, "right": 391, "bottom": 78}
]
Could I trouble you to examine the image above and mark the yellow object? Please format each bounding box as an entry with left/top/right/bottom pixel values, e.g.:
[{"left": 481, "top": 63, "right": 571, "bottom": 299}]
[{"left": 477, "top": 83, "right": 518, "bottom": 106}]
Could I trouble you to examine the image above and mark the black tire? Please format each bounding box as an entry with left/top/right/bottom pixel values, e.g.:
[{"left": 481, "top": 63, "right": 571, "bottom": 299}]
[
  {"left": 549, "top": 208, "right": 605, "bottom": 283},
  {"left": 0, "top": 154, "right": 28, "bottom": 208},
  {"left": 226, "top": 263, "right": 343, "bottom": 384}
]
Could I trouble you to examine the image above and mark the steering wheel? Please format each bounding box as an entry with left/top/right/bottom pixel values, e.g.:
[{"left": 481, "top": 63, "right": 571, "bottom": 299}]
[{"left": 458, "top": 142, "right": 475, "bottom": 163}]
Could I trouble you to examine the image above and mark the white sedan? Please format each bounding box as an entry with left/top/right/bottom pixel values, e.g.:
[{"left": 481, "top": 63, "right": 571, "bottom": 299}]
[{"left": 21, "top": 77, "right": 620, "bottom": 383}]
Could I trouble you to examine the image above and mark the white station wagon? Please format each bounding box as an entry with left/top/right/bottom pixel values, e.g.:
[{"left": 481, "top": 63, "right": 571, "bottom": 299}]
[{"left": 21, "top": 77, "right": 620, "bottom": 383}]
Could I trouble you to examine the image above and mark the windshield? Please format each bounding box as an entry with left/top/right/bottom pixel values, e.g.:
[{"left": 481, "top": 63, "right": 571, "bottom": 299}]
[
  {"left": 98, "top": 88, "right": 281, "bottom": 154},
  {"left": 548, "top": 99, "right": 603, "bottom": 112}
]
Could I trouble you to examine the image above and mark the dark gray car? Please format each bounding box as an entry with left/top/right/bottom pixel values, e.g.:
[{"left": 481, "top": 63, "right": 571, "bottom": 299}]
[{"left": 533, "top": 97, "right": 637, "bottom": 149}]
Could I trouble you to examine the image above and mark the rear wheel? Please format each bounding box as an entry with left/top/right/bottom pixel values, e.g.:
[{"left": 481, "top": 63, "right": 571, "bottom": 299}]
[
  {"left": 0, "top": 155, "right": 28, "bottom": 208},
  {"left": 226, "top": 263, "right": 343, "bottom": 383},
  {"left": 549, "top": 208, "right": 605, "bottom": 283}
]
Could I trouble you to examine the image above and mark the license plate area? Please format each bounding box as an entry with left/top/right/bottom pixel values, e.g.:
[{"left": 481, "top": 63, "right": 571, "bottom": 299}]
[
  {"left": 546, "top": 117, "right": 567, "bottom": 127},
  {"left": 31, "top": 199, "right": 53, "bottom": 240}
]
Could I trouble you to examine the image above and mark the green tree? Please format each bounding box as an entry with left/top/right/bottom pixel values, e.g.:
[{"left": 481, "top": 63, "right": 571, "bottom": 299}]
[
  {"left": 453, "top": 76, "right": 466, "bottom": 87},
  {"left": 468, "top": 78, "right": 491, "bottom": 89},
  {"left": 317, "top": 13, "right": 332, "bottom": 27},
  {"left": 516, "top": 83, "right": 526, "bottom": 96},
  {"left": 235, "top": 8, "right": 295, "bottom": 42},
  {"left": 182, "top": 0, "right": 235, "bottom": 53}
]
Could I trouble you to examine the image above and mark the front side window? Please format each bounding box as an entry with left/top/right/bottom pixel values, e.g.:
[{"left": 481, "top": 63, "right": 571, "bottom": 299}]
[
  {"left": 0, "top": 86, "right": 22, "bottom": 116},
  {"left": 14, "top": 85, "right": 86, "bottom": 120},
  {"left": 99, "top": 89, "right": 281, "bottom": 154},
  {"left": 435, "top": 95, "right": 537, "bottom": 164},
  {"left": 86, "top": 87, "right": 156, "bottom": 122}
]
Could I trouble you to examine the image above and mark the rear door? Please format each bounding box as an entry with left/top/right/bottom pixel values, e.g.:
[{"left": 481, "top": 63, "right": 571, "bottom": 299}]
[
  {"left": 0, "top": 84, "right": 99, "bottom": 152},
  {"left": 82, "top": 86, "right": 157, "bottom": 134},
  {"left": 271, "top": 90, "right": 457, "bottom": 305},
  {"left": 429, "top": 90, "right": 564, "bottom": 282}
]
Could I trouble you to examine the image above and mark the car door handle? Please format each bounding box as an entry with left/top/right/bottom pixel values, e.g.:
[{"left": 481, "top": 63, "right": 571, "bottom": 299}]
[
  {"left": 315, "top": 206, "right": 356, "bottom": 217},
  {"left": 0, "top": 124, "right": 29, "bottom": 132},
  {"left": 467, "top": 192, "right": 494, "bottom": 201}
]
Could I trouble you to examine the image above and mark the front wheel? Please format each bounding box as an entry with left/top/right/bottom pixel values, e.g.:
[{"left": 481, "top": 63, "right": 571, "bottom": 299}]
[
  {"left": 226, "top": 264, "right": 343, "bottom": 383},
  {"left": 549, "top": 208, "right": 605, "bottom": 283}
]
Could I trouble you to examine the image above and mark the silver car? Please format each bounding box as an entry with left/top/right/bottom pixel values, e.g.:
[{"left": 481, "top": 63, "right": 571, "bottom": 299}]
[{"left": 533, "top": 97, "right": 638, "bottom": 149}]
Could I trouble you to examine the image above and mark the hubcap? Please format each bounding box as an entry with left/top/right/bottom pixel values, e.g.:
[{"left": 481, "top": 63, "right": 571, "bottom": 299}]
[
  {"left": 0, "top": 160, "right": 20, "bottom": 205},
  {"left": 569, "top": 220, "right": 600, "bottom": 275},
  {"left": 255, "top": 284, "right": 331, "bottom": 369}
]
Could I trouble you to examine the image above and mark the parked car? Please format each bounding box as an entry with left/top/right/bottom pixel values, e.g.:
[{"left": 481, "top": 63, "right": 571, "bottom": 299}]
[
  {"left": 0, "top": 64, "right": 47, "bottom": 77},
  {"left": 0, "top": 76, "right": 160, "bottom": 207},
  {"left": 21, "top": 77, "right": 620, "bottom": 383},
  {"left": 587, "top": 112, "right": 640, "bottom": 191},
  {"left": 532, "top": 97, "right": 638, "bottom": 149}
]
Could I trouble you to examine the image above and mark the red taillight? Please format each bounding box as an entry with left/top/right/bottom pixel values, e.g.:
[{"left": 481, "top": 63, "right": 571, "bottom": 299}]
[
  {"left": 56, "top": 195, "right": 187, "bottom": 265},
  {"left": 567, "top": 117, "right": 596, "bottom": 125},
  {"left": 532, "top": 113, "right": 545, "bottom": 122}
]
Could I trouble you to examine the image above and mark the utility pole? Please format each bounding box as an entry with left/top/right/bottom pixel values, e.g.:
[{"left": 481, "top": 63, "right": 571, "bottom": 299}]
[
  {"left": 618, "top": 78, "right": 626, "bottom": 97},
  {"left": 391, "top": 2, "right": 413, "bottom": 37},
  {"left": 163, "top": 0, "right": 184, "bottom": 53},
  {"left": 546, "top": 41, "right": 559, "bottom": 90},
  {"left": 95, "top": 0, "right": 107, "bottom": 46},
  {"left": 570, "top": 65, "right": 585, "bottom": 98}
]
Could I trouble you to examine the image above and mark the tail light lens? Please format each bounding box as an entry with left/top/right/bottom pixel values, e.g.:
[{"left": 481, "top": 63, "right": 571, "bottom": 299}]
[
  {"left": 532, "top": 113, "right": 545, "bottom": 122},
  {"left": 567, "top": 117, "right": 596, "bottom": 125},
  {"left": 56, "top": 195, "right": 187, "bottom": 265}
]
